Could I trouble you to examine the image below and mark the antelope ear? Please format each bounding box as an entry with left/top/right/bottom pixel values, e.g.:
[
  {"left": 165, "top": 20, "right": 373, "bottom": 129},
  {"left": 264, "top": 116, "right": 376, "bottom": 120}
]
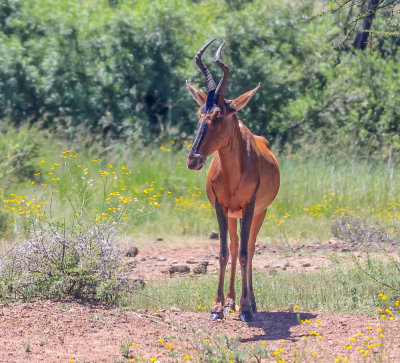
[
  {"left": 186, "top": 81, "right": 207, "bottom": 106},
  {"left": 229, "top": 83, "right": 261, "bottom": 112}
]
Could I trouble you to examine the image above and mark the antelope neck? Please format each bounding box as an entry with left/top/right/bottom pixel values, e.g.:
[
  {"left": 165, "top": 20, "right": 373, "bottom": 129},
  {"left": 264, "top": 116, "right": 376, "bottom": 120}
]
[{"left": 217, "top": 120, "right": 243, "bottom": 193}]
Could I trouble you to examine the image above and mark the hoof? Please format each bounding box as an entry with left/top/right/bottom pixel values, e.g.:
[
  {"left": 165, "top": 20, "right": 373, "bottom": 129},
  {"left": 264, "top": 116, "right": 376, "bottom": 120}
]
[
  {"left": 224, "top": 305, "right": 235, "bottom": 314},
  {"left": 210, "top": 311, "right": 224, "bottom": 321},
  {"left": 240, "top": 313, "right": 254, "bottom": 322}
]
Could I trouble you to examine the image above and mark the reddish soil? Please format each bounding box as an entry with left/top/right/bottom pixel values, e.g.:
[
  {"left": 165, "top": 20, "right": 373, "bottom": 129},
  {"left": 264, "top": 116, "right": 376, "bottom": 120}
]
[
  {"left": 1, "top": 240, "right": 399, "bottom": 362},
  {"left": 123, "top": 238, "right": 348, "bottom": 281},
  {"left": 0, "top": 300, "right": 399, "bottom": 362}
]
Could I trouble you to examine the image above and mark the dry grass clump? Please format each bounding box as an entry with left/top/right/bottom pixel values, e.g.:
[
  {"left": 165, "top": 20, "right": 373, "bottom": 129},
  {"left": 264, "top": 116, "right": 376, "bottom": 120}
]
[
  {"left": 0, "top": 221, "right": 136, "bottom": 302},
  {"left": 331, "top": 214, "right": 400, "bottom": 245}
]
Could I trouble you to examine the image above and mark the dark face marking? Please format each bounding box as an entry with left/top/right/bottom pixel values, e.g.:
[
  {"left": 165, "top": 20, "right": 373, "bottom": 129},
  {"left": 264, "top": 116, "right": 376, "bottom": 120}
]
[
  {"left": 191, "top": 121, "right": 208, "bottom": 156},
  {"left": 188, "top": 121, "right": 208, "bottom": 170},
  {"left": 206, "top": 90, "right": 215, "bottom": 112},
  {"left": 201, "top": 90, "right": 220, "bottom": 115},
  {"left": 188, "top": 100, "right": 227, "bottom": 171}
]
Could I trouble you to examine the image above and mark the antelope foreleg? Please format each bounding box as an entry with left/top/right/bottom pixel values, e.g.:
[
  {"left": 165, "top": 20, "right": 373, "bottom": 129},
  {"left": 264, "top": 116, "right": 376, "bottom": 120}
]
[
  {"left": 211, "top": 197, "right": 228, "bottom": 321},
  {"left": 239, "top": 196, "right": 256, "bottom": 322}
]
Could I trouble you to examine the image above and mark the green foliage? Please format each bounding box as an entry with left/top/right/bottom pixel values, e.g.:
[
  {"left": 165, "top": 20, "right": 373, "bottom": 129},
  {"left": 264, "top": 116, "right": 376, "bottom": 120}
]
[
  {"left": 0, "top": 124, "right": 43, "bottom": 234},
  {"left": 309, "top": 0, "right": 400, "bottom": 46},
  {"left": 198, "top": 335, "right": 270, "bottom": 363},
  {"left": 0, "top": 0, "right": 399, "bottom": 154},
  {"left": 0, "top": 124, "right": 41, "bottom": 184}
]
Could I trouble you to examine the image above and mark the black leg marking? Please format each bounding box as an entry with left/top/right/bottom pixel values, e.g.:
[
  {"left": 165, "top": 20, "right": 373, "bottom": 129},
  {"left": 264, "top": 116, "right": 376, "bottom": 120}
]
[
  {"left": 216, "top": 197, "right": 228, "bottom": 265},
  {"left": 211, "top": 196, "right": 228, "bottom": 321}
]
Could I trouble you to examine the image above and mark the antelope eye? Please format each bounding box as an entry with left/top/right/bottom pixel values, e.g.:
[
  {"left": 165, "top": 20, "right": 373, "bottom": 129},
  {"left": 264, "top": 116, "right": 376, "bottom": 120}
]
[{"left": 211, "top": 111, "right": 223, "bottom": 123}]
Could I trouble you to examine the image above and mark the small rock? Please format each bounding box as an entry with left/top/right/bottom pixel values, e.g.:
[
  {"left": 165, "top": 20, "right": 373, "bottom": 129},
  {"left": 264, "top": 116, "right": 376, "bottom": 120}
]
[
  {"left": 169, "top": 265, "right": 190, "bottom": 274},
  {"left": 186, "top": 257, "right": 198, "bottom": 264},
  {"left": 209, "top": 230, "right": 219, "bottom": 240},
  {"left": 341, "top": 248, "right": 350, "bottom": 252},
  {"left": 170, "top": 306, "right": 181, "bottom": 313},
  {"left": 171, "top": 261, "right": 178, "bottom": 264},
  {"left": 158, "top": 257, "right": 167, "bottom": 262},
  {"left": 193, "top": 261, "right": 209, "bottom": 274},
  {"left": 125, "top": 246, "right": 139, "bottom": 257},
  {"left": 302, "top": 263, "right": 311, "bottom": 267},
  {"left": 157, "top": 237, "right": 164, "bottom": 241},
  {"left": 140, "top": 257, "right": 146, "bottom": 261}
]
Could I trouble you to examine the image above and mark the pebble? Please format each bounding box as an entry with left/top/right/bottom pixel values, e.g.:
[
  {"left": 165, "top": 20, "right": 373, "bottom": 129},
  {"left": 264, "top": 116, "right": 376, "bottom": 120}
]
[
  {"left": 186, "top": 257, "right": 198, "bottom": 264},
  {"left": 125, "top": 246, "right": 139, "bottom": 257},
  {"left": 209, "top": 230, "right": 219, "bottom": 240},
  {"left": 193, "top": 261, "right": 209, "bottom": 274},
  {"left": 169, "top": 265, "right": 190, "bottom": 274}
]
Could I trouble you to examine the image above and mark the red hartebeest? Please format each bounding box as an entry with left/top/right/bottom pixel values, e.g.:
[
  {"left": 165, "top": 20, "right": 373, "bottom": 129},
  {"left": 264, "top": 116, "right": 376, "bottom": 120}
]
[{"left": 186, "top": 39, "right": 280, "bottom": 322}]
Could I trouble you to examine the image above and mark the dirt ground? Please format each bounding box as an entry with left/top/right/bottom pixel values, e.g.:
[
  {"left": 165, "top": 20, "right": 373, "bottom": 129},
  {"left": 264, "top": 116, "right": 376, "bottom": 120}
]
[
  {"left": 122, "top": 237, "right": 390, "bottom": 281},
  {"left": 1, "top": 239, "right": 399, "bottom": 362}
]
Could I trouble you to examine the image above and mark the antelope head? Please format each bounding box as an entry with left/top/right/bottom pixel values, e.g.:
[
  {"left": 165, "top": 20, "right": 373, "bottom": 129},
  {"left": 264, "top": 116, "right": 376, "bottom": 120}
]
[{"left": 186, "top": 39, "right": 260, "bottom": 170}]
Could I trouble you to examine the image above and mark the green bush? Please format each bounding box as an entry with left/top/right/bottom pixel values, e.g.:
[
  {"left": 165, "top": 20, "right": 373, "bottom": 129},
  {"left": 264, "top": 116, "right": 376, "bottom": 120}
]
[
  {"left": 0, "top": 124, "right": 42, "bottom": 184},
  {"left": 0, "top": 0, "right": 400, "bottom": 155}
]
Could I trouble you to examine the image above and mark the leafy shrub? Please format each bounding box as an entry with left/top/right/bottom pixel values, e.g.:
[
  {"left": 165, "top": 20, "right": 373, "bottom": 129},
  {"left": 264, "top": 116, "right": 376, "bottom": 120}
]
[{"left": 0, "top": 124, "right": 41, "bottom": 184}]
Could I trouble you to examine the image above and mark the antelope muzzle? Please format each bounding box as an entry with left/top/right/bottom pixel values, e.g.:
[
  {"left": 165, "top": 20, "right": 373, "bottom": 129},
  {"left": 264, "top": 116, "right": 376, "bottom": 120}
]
[{"left": 187, "top": 152, "right": 206, "bottom": 170}]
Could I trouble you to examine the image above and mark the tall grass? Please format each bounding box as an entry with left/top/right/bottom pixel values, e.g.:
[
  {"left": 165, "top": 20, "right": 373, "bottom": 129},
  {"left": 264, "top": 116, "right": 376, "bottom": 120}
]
[
  {"left": 1, "top": 129, "right": 400, "bottom": 242},
  {"left": 123, "top": 258, "right": 400, "bottom": 315}
]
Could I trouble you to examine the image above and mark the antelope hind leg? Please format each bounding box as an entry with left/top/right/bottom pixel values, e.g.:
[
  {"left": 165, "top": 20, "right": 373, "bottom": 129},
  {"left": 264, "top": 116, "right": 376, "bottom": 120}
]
[
  {"left": 224, "top": 217, "right": 238, "bottom": 313},
  {"left": 238, "top": 197, "right": 256, "bottom": 322},
  {"left": 247, "top": 210, "right": 267, "bottom": 314}
]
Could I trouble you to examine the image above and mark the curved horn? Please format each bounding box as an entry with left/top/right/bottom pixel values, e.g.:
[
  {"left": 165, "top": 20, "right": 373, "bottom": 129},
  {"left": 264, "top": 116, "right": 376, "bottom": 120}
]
[
  {"left": 214, "top": 41, "right": 229, "bottom": 98},
  {"left": 195, "top": 38, "right": 217, "bottom": 92}
]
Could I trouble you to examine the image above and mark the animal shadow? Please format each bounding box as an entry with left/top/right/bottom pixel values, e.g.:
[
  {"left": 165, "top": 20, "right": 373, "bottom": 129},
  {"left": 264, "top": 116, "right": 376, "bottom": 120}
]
[{"left": 241, "top": 311, "right": 316, "bottom": 342}]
